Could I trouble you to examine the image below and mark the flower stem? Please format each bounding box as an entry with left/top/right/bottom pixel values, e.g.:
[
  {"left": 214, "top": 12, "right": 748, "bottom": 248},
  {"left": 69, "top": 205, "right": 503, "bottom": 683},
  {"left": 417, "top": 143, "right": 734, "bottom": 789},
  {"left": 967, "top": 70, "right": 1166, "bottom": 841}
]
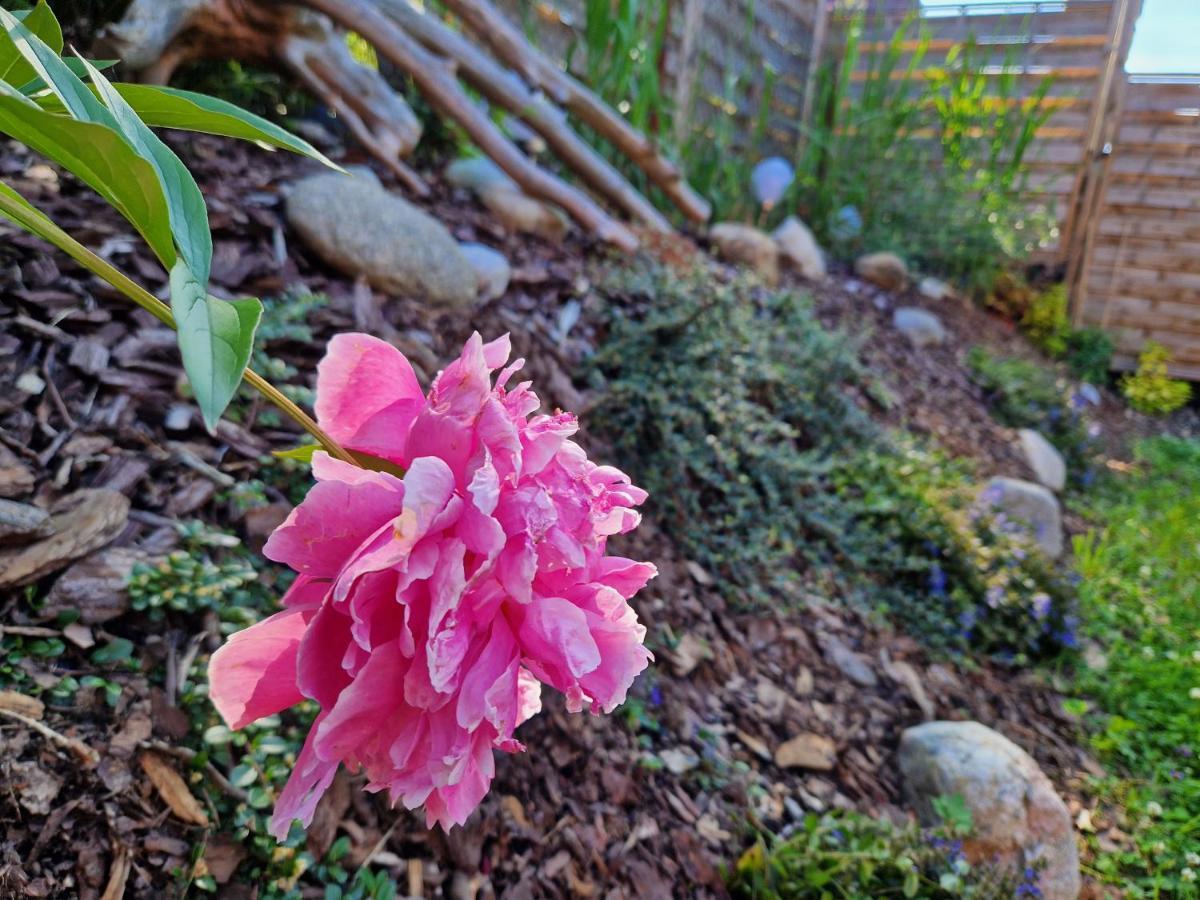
[{"left": 0, "top": 190, "right": 355, "bottom": 464}]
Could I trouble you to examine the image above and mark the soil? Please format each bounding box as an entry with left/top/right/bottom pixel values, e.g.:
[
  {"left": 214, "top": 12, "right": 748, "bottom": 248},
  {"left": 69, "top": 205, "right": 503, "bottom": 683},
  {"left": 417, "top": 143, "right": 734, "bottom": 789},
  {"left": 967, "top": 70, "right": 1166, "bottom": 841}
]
[{"left": 0, "top": 133, "right": 1183, "bottom": 899}]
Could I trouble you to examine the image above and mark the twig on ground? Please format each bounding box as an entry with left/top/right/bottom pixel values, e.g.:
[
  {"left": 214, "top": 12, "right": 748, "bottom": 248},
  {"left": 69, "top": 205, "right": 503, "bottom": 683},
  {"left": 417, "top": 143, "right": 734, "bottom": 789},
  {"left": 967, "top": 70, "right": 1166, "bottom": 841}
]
[{"left": 0, "top": 707, "right": 100, "bottom": 766}]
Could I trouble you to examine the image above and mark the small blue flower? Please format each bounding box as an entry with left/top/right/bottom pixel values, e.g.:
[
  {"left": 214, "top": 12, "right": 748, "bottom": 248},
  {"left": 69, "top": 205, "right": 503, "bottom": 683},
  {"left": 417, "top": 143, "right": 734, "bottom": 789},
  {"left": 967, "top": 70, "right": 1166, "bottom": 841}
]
[{"left": 650, "top": 685, "right": 663, "bottom": 706}]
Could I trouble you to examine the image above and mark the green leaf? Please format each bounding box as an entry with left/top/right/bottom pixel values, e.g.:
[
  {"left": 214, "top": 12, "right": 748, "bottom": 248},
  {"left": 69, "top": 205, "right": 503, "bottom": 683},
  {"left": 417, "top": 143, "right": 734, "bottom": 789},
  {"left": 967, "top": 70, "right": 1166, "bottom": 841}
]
[
  {"left": 113, "top": 83, "right": 342, "bottom": 170},
  {"left": 0, "top": 0, "right": 61, "bottom": 88},
  {"left": 91, "top": 637, "right": 134, "bottom": 665},
  {"left": 0, "top": 105, "right": 175, "bottom": 270},
  {"left": 17, "top": 57, "right": 117, "bottom": 95},
  {"left": 76, "top": 54, "right": 212, "bottom": 286},
  {"left": 0, "top": 8, "right": 107, "bottom": 123},
  {"left": 272, "top": 443, "right": 320, "bottom": 464},
  {"left": 169, "top": 261, "right": 262, "bottom": 432}
]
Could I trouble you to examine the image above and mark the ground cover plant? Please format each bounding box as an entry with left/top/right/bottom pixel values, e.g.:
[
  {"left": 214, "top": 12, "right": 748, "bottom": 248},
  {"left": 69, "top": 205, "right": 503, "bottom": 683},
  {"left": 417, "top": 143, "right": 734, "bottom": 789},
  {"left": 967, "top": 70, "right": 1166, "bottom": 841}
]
[
  {"left": 1069, "top": 437, "right": 1200, "bottom": 897},
  {"left": 966, "top": 346, "right": 1097, "bottom": 489},
  {"left": 1121, "top": 340, "right": 1192, "bottom": 415},
  {"left": 728, "top": 799, "right": 1037, "bottom": 898},
  {"left": 588, "top": 260, "right": 1075, "bottom": 660}
]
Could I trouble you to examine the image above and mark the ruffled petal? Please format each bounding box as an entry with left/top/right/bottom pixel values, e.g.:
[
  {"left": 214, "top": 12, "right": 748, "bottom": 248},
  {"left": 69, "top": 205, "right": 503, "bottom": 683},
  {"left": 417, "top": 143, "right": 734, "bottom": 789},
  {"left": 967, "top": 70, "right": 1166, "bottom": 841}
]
[{"left": 208, "top": 607, "right": 314, "bottom": 729}]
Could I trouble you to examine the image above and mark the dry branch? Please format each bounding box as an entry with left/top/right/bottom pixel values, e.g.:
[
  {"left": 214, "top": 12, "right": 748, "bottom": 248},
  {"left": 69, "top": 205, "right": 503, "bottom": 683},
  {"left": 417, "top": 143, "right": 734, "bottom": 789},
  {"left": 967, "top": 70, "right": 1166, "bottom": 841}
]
[
  {"left": 440, "top": 0, "right": 711, "bottom": 223},
  {"left": 376, "top": 0, "right": 671, "bottom": 231},
  {"left": 295, "top": 0, "right": 639, "bottom": 249}
]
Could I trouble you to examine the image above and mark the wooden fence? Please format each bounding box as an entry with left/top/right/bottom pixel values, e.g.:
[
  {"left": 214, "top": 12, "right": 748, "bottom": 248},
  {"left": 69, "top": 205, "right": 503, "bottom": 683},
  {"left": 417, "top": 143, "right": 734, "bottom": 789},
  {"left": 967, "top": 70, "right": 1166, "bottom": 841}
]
[
  {"left": 831, "top": 0, "right": 1138, "bottom": 261},
  {"left": 494, "top": 0, "right": 825, "bottom": 155},
  {"left": 502, "top": 0, "right": 1199, "bottom": 378},
  {"left": 1070, "top": 77, "right": 1200, "bottom": 378}
]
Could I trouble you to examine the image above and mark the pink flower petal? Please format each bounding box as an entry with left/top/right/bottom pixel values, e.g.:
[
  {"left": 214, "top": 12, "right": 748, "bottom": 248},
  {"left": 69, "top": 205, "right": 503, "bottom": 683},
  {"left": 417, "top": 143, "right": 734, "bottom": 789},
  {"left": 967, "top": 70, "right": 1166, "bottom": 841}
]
[{"left": 209, "top": 607, "right": 314, "bottom": 729}]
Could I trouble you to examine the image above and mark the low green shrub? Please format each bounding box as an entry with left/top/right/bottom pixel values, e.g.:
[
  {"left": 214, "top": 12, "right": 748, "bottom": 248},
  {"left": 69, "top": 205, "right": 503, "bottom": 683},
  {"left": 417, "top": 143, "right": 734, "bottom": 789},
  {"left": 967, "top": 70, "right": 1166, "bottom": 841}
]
[
  {"left": 1064, "top": 327, "right": 1114, "bottom": 385},
  {"left": 1021, "top": 284, "right": 1070, "bottom": 357},
  {"left": 1069, "top": 437, "right": 1200, "bottom": 897},
  {"left": 588, "top": 262, "right": 1075, "bottom": 659},
  {"left": 728, "top": 800, "right": 1037, "bottom": 898},
  {"left": 1120, "top": 341, "right": 1192, "bottom": 415},
  {"left": 966, "top": 347, "right": 1096, "bottom": 488}
]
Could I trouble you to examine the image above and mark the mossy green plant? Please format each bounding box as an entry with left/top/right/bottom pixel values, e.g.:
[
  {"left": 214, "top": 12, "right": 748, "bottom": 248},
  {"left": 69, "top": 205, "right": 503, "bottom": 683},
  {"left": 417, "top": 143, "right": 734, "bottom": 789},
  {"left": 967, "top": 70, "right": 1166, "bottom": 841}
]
[{"left": 1120, "top": 341, "right": 1192, "bottom": 415}]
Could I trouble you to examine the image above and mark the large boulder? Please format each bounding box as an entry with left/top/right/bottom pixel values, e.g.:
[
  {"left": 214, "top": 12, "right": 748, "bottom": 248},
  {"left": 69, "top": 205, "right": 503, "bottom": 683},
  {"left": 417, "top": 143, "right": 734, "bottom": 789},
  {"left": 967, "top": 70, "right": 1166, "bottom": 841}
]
[
  {"left": 458, "top": 243, "right": 511, "bottom": 302},
  {"left": 893, "top": 307, "right": 947, "bottom": 347},
  {"left": 1019, "top": 429, "right": 1067, "bottom": 493},
  {"left": 773, "top": 216, "right": 826, "bottom": 280},
  {"left": 855, "top": 251, "right": 908, "bottom": 291},
  {"left": 286, "top": 172, "right": 477, "bottom": 306},
  {"left": 709, "top": 223, "right": 780, "bottom": 286},
  {"left": 899, "top": 721, "right": 1080, "bottom": 900},
  {"left": 980, "top": 476, "right": 1063, "bottom": 558}
]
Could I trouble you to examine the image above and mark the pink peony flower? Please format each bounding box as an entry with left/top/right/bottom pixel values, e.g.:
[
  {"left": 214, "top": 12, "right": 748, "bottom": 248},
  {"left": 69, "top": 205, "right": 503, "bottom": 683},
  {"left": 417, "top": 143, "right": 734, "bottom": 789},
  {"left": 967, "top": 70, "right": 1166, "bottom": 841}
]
[{"left": 208, "top": 333, "right": 655, "bottom": 837}]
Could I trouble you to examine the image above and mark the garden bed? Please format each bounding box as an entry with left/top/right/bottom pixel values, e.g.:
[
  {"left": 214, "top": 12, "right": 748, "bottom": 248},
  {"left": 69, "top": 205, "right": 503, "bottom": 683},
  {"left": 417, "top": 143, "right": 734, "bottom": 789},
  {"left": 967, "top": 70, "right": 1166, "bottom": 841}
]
[{"left": 0, "top": 132, "right": 1167, "bottom": 898}]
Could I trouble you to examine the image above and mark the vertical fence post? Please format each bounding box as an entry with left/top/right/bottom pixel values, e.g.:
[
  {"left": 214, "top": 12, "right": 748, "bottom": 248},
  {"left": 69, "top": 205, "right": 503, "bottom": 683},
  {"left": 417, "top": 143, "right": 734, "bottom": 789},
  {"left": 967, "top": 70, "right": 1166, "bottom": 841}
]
[{"left": 1064, "top": 0, "right": 1142, "bottom": 324}]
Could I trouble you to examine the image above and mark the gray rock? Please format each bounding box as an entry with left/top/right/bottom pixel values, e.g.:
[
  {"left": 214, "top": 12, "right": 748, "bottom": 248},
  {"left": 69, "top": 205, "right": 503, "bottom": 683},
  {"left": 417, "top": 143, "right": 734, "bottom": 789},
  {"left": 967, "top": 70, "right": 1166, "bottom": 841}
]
[
  {"left": 709, "top": 222, "right": 780, "bottom": 286},
  {"left": 981, "top": 476, "right": 1063, "bottom": 558},
  {"left": 854, "top": 251, "right": 908, "bottom": 290},
  {"left": 286, "top": 172, "right": 476, "bottom": 307},
  {"left": 478, "top": 182, "right": 569, "bottom": 242},
  {"left": 1019, "top": 429, "right": 1067, "bottom": 492},
  {"left": 773, "top": 216, "right": 826, "bottom": 280},
  {"left": 819, "top": 633, "right": 878, "bottom": 688},
  {"left": 445, "top": 156, "right": 515, "bottom": 194},
  {"left": 459, "top": 243, "right": 511, "bottom": 302},
  {"left": 900, "top": 721, "right": 1080, "bottom": 900},
  {"left": 893, "top": 307, "right": 947, "bottom": 347},
  {"left": 918, "top": 276, "right": 956, "bottom": 302}
]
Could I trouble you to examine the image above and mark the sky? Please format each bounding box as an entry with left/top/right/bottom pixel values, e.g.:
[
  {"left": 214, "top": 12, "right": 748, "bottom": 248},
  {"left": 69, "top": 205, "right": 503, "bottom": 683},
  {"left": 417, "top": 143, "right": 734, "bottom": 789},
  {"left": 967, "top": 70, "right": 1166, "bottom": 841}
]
[
  {"left": 919, "top": 0, "right": 1199, "bottom": 75},
  {"left": 1124, "top": 0, "right": 1200, "bottom": 75}
]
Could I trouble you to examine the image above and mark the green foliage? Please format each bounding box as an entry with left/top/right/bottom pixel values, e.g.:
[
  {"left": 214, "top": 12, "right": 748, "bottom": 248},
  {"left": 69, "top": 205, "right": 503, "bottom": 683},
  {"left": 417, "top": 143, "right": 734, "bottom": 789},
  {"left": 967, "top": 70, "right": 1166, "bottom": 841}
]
[
  {"left": 1120, "top": 341, "right": 1192, "bottom": 415},
  {"left": 1064, "top": 327, "right": 1114, "bottom": 385},
  {"left": 128, "top": 522, "right": 266, "bottom": 620},
  {"left": 728, "top": 803, "right": 1036, "bottom": 898},
  {"left": 0, "top": 1, "right": 334, "bottom": 429},
  {"left": 1021, "top": 284, "right": 1070, "bottom": 357},
  {"left": 789, "top": 14, "right": 1055, "bottom": 294},
  {"left": 1069, "top": 437, "right": 1200, "bottom": 897},
  {"left": 966, "top": 347, "right": 1096, "bottom": 488},
  {"left": 588, "top": 262, "right": 1074, "bottom": 658}
]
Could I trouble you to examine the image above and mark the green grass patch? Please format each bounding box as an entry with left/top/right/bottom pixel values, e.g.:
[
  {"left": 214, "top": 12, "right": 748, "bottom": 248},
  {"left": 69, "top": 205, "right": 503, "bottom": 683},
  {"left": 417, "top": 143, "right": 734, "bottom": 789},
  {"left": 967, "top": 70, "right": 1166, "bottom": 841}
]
[{"left": 1069, "top": 437, "right": 1200, "bottom": 896}]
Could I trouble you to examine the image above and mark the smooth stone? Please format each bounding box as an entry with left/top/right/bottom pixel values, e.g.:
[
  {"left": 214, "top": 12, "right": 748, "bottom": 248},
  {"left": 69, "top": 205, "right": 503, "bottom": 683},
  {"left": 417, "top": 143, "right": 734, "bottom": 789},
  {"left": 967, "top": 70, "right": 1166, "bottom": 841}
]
[
  {"left": 709, "top": 222, "right": 780, "bottom": 286},
  {"left": 287, "top": 172, "right": 477, "bottom": 307},
  {"left": 981, "top": 476, "right": 1063, "bottom": 558},
  {"left": 1019, "top": 428, "right": 1067, "bottom": 492},
  {"left": 854, "top": 251, "right": 908, "bottom": 291},
  {"left": 773, "top": 216, "right": 826, "bottom": 280},
  {"left": 893, "top": 307, "right": 947, "bottom": 347},
  {"left": 900, "top": 721, "right": 1080, "bottom": 900},
  {"left": 459, "top": 243, "right": 511, "bottom": 302}
]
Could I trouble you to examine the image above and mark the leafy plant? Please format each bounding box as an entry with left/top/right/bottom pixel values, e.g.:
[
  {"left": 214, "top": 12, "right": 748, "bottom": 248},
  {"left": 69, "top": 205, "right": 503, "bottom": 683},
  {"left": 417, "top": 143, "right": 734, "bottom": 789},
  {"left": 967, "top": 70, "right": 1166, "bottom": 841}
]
[
  {"left": 0, "top": 1, "right": 345, "bottom": 442},
  {"left": 1120, "top": 341, "right": 1192, "bottom": 415},
  {"left": 728, "top": 802, "right": 1038, "bottom": 898},
  {"left": 588, "top": 262, "right": 1074, "bottom": 658},
  {"left": 1022, "top": 284, "right": 1071, "bottom": 357},
  {"left": 1064, "top": 327, "right": 1114, "bottom": 385},
  {"left": 786, "top": 12, "right": 1055, "bottom": 294},
  {"left": 966, "top": 347, "right": 1096, "bottom": 488},
  {"left": 1069, "top": 437, "right": 1200, "bottom": 897}
]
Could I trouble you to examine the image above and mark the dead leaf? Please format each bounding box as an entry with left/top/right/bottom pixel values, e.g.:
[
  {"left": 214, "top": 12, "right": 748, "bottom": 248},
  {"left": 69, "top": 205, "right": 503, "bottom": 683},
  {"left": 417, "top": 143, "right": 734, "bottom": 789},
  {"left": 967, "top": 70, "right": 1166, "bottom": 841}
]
[
  {"left": 13, "top": 760, "right": 62, "bottom": 814},
  {"left": 202, "top": 835, "right": 246, "bottom": 884},
  {"left": 110, "top": 711, "right": 153, "bottom": 758},
  {"left": 500, "top": 794, "right": 531, "bottom": 829},
  {"left": 62, "top": 622, "right": 95, "bottom": 649},
  {"left": 99, "top": 845, "right": 130, "bottom": 900},
  {"left": 0, "top": 689, "right": 45, "bottom": 720},
  {"left": 774, "top": 732, "right": 837, "bottom": 771},
  {"left": 670, "top": 632, "right": 711, "bottom": 677},
  {"left": 140, "top": 751, "right": 209, "bottom": 826}
]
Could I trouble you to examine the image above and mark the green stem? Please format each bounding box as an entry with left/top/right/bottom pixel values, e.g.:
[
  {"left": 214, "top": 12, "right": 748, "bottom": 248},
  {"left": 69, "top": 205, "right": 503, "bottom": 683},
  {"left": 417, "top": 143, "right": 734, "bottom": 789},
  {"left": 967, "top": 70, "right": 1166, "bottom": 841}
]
[{"left": 0, "top": 190, "right": 355, "bottom": 464}]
